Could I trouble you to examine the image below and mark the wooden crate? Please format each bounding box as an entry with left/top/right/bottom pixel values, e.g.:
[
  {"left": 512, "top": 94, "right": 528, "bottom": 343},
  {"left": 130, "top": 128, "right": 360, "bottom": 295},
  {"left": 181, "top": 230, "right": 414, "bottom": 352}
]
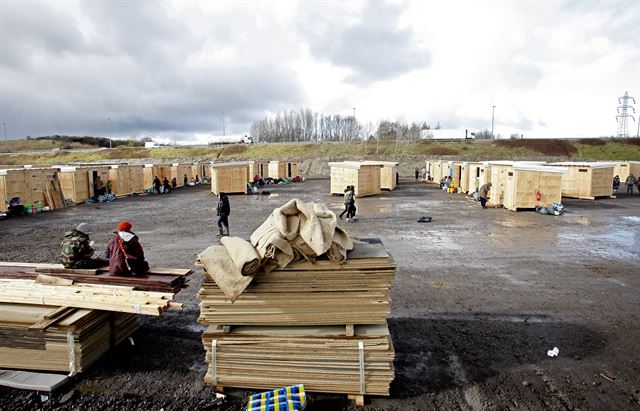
[
  {"left": 0, "top": 169, "right": 28, "bottom": 212},
  {"left": 210, "top": 162, "right": 252, "bottom": 195},
  {"left": 57, "top": 167, "right": 92, "bottom": 203},
  {"left": 613, "top": 161, "right": 640, "bottom": 181},
  {"left": 466, "top": 162, "right": 482, "bottom": 193},
  {"left": 503, "top": 165, "right": 566, "bottom": 211},
  {"left": 108, "top": 165, "right": 133, "bottom": 196},
  {"left": 329, "top": 162, "right": 381, "bottom": 197},
  {"left": 427, "top": 160, "right": 445, "bottom": 183},
  {"left": 551, "top": 162, "right": 614, "bottom": 199},
  {"left": 487, "top": 161, "right": 546, "bottom": 206},
  {"left": 362, "top": 161, "right": 398, "bottom": 190}
]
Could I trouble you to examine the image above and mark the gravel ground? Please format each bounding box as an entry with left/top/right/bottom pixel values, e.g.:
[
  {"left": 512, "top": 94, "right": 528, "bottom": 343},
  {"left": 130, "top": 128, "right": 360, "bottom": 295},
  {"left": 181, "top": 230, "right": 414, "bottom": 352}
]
[{"left": 0, "top": 178, "right": 639, "bottom": 411}]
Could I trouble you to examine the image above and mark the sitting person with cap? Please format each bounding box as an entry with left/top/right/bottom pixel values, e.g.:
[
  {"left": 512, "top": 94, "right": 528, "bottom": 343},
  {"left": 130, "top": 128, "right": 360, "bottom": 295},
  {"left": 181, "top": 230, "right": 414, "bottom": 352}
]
[
  {"left": 60, "top": 222, "right": 108, "bottom": 269},
  {"left": 105, "top": 221, "right": 149, "bottom": 276}
]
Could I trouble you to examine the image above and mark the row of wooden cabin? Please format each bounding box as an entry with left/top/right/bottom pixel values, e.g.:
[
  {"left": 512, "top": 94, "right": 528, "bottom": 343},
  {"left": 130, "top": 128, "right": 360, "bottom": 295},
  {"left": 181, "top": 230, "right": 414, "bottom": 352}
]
[
  {"left": 328, "top": 161, "right": 399, "bottom": 197},
  {"left": 424, "top": 159, "right": 639, "bottom": 211}
]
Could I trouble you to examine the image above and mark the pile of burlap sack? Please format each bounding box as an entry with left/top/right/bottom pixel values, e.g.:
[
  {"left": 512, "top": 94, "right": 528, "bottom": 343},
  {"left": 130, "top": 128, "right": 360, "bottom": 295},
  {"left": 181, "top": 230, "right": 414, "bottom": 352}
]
[{"left": 197, "top": 199, "right": 354, "bottom": 302}]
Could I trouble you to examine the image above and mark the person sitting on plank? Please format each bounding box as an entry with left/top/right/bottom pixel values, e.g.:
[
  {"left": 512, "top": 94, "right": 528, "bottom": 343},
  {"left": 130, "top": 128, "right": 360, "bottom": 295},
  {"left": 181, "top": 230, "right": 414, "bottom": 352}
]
[
  {"left": 105, "top": 221, "right": 149, "bottom": 276},
  {"left": 60, "top": 223, "right": 108, "bottom": 269}
]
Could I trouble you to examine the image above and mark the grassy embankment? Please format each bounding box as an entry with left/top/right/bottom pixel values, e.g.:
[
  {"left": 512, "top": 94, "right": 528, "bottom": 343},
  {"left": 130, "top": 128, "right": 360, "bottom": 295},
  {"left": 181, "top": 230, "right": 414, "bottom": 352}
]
[{"left": 1, "top": 139, "right": 639, "bottom": 166}]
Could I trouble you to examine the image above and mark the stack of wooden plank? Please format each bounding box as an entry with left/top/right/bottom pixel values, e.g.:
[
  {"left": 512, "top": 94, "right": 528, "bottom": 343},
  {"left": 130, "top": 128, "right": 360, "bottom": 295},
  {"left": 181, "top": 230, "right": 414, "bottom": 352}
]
[
  {"left": 202, "top": 325, "right": 394, "bottom": 396},
  {"left": 0, "top": 278, "right": 180, "bottom": 315},
  {"left": 0, "top": 263, "right": 192, "bottom": 293},
  {"left": 0, "top": 302, "right": 139, "bottom": 372},
  {"left": 198, "top": 243, "right": 395, "bottom": 326},
  {"left": 44, "top": 176, "right": 67, "bottom": 209},
  {"left": 197, "top": 240, "right": 396, "bottom": 400}
]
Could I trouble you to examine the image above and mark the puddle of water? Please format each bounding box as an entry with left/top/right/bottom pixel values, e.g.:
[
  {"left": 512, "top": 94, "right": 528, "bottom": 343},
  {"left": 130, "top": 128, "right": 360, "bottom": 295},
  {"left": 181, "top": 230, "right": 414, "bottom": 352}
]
[
  {"left": 576, "top": 217, "right": 606, "bottom": 226},
  {"left": 623, "top": 216, "right": 640, "bottom": 223}
]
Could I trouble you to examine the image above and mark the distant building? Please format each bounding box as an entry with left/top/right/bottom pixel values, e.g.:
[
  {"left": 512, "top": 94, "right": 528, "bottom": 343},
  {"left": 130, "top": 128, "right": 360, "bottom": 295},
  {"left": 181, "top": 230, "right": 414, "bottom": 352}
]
[
  {"left": 144, "top": 142, "right": 159, "bottom": 148},
  {"left": 420, "top": 128, "right": 478, "bottom": 140}
]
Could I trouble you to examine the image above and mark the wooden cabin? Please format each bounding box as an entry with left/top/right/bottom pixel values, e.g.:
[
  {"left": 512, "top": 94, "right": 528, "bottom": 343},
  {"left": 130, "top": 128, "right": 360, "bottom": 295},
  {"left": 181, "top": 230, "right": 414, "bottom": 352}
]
[
  {"left": 249, "top": 161, "right": 269, "bottom": 180},
  {"left": 362, "top": 161, "right": 399, "bottom": 190},
  {"left": 57, "top": 166, "right": 92, "bottom": 203},
  {"left": 108, "top": 165, "right": 133, "bottom": 196},
  {"left": 552, "top": 162, "right": 615, "bottom": 199},
  {"left": 268, "top": 160, "right": 299, "bottom": 179},
  {"left": 427, "top": 160, "right": 445, "bottom": 183},
  {"left": 329, "top": 162, "right": 381, "bottom": 197},
  {"left": 24, "top": 166, "right": 60, "bottom": 207},
  {"left": 503, "top": 165, "right": 567, "bottom": 211},
  {"left": 143, "top": 164, "right": 155, "bottom": 190},
  {"left": 447, "top": 161, "right": 463, "bottom": 191},
  {"left": 459, "top": 162, "right": 471, "bottom": 193},
  {"left": 467, "top": 162, "right": 482, "bottom": 193},
  {"left": 170, "top": 163, "right": 193, "bottom": 185},
  {"left": 478, "top": 162, "right": 492, "bottom": 188},
  {"left": 210, "top": 162, "right": 252, "bottom": 195},
  {"left": 487, "top": 161, "right": 546, "bottom": 206},
  {"left": 0, "top": 169, "right": 27, "bottom": 211},
  {"left": 613, "top": 161, "right": 640, "bottom": 181},
  {"left": 128, "top": 165, "right": 145, "bottom": 193}
]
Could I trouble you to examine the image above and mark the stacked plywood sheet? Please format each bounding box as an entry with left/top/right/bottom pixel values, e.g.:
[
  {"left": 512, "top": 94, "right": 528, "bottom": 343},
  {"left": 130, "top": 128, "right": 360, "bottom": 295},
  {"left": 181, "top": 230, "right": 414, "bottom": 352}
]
[
  {"left": 198, "top": 242, "right": 395, "bottom": 326},
  {"left": 197, "top": 240, "right": 396, "bottom": 398},
  {"left": 202, "top": 324, "right": 394, "bottom": 395},
  {"left": 0, "top": 303, "right": 139, "bottom": 373}
]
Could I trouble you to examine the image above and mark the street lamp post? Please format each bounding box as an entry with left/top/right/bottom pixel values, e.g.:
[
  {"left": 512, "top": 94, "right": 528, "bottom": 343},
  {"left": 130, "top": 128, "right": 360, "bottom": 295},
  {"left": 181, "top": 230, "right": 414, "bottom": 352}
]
[
  {"left": 107, "top": 118, "right": 112, "bottom": 148},
  {"left": 2, "top": 122, "right": 6, "bottom": 140},
  {"left": 222, "top": 112, "right": 225, "bottom": 137},
  {"left": 491, "top": 106, "right": 496, "bottom": 138}
]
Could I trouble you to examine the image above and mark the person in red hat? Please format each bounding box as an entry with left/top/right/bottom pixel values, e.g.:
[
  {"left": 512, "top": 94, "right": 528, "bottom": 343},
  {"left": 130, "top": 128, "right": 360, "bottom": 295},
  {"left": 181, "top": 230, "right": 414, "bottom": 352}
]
[{"left": 105, "top": 221, "right": 149, "bottom": 276}]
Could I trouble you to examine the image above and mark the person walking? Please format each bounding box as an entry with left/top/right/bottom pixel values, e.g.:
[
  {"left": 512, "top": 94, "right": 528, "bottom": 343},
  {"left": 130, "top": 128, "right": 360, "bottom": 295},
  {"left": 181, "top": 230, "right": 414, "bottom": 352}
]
[
  {"left": 625, "top": 174, "right": 637, "bottom": 195},
  {"left": 153, "top": 176, "right": 161, "bottom": 194},
  {"left": 216, "top": 192, "right": 230, "bottom": 236},
  {"left": 478, "top": 182, "right": 492, "bottom": 208},
  {"left": 339, "top": 185, "right": 353, "bottom": 219},
  {"left": 346, "top": 186, "right": 357, "bottom": 222},
  {"left": 415, "top": 167, "right": 419, "bottom": 181},
  {"left": 162, "top": 177, "right": 171, "bottom": 194},
  {"left": 184, "top": 174, "right": 188, "bottom": 187},
  {"left": 105, "top": 221, "right": 149, "bottom": 276}
]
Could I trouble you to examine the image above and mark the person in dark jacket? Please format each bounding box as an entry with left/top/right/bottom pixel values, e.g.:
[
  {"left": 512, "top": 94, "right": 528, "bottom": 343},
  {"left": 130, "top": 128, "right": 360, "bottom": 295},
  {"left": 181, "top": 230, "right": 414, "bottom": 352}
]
[
  {"left": 163, "top": 177, "right": 171, "bottom": 193},
  {"left": 346, "top": 186, "right": 357, "bottom": 222},
  {"left": 105, "top": 221, "right": 149, "bottom": 276},
  {"left": 184, "top": 174, "right": 188, "bottom": 187},
  {"left": 339, "top": 185, "right": 352, "bottom": 219},
  {"left": 153, "top": 176, "right": 161, "bottom": 194},
  {"left": 626, "top": 174, "right": 637, "bottom": 195},
  {"left": 478, "top": 182, "right": 492, "bottom": 208},
  {"left": 216, "top": 192, "right": 230, "bottom": 236},
  {"left": 171, "top": 177, "right": 177, "bottom": 189},
  {"left": 612, "top": 175, "right": 620, "bottom": 195},
  {"left": 60, "top": 223, "right": 107, "bottom": 268}
]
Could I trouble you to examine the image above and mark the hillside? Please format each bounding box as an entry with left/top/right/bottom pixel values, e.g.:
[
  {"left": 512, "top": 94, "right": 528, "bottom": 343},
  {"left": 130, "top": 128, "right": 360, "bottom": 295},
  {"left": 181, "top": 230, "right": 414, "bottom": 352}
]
[{"left": 0, "top": 139, "right": 639, "bottom": 167}]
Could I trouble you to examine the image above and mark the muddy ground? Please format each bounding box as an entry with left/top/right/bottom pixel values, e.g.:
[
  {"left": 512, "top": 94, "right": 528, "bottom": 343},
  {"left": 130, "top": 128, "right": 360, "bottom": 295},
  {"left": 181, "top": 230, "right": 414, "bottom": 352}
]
[{"left": 0, "top": 178, "right": 639, "bottom": 411}]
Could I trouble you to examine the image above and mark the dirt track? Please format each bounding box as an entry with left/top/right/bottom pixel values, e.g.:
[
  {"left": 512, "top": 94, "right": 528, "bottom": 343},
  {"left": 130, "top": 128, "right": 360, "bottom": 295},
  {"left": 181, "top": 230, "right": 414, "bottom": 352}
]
[{"left": 1, "top": 178, "right": 639, "bottom": 411}]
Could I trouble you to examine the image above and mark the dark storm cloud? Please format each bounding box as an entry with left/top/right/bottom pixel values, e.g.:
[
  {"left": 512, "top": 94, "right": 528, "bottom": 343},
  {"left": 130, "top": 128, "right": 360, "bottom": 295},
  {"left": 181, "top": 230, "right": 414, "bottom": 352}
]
[
  {"left": 299, "top": 2, "right": 431, "bottom": 84},
  {"left": 0, "top": 2, "right": 303, "bottom": 140}
]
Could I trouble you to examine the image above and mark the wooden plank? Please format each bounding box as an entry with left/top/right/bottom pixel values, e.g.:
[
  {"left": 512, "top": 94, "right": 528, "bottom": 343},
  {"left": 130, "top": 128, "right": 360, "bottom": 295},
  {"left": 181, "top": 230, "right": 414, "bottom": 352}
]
[
  {"left": 36, "top": 274, "right": 74, "bottom": 286},
  {"left": 29, "top": 307, "right": 76, "bottom": 330},
  {"left": 35, "top": 267, "right": 99, "bottom": 275},
  {"left": 0, "top": 370, "right": 69, "bottom": 392}
]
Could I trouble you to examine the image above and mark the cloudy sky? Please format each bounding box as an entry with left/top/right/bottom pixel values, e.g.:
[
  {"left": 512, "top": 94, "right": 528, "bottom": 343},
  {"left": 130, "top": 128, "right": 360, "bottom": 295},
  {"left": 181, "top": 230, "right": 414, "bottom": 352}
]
[{"left": 0, "top": 0, "right": 639, "bottom": 142}]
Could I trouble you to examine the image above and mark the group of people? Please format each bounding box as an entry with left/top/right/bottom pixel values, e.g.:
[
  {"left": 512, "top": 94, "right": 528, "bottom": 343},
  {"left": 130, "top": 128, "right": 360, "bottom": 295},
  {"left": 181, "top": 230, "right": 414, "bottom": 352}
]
[
  {"left": 339, "top": 185, "right": 357, "bottom": 222},
  {"left": 613, "top": 174, "right": 638, "bottom": 195},
  {"left": 60, "top": 221, "right": 148, "bottom": 276},
  {"left": 94, "top": 176, "right": 113, "bottom": 196},
  {"left": 152, "top": 176, "right": 174, "bottom": 194}
]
